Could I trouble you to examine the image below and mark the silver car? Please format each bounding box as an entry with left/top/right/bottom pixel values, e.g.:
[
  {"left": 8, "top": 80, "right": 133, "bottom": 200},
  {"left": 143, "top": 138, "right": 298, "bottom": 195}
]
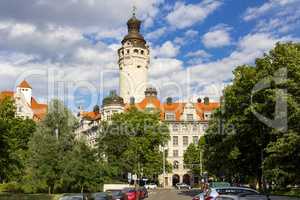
[
  {"left": 216, "top": 193, "right": 269, "bottom": 200},
  {"left": 192, "top": 187, "right": 260, "bottom": 200}
]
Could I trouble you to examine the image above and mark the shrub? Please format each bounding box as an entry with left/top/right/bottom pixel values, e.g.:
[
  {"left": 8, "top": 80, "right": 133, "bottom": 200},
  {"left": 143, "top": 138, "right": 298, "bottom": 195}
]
[{"left": 0, "top": 182, "right": 23, "bottom": 193}]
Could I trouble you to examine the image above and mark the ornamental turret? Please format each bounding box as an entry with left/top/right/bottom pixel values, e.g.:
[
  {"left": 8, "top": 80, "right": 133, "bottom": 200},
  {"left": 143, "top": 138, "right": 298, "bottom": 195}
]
[{"left": 118, "top": 10, "right": 150, "bottom": 103}]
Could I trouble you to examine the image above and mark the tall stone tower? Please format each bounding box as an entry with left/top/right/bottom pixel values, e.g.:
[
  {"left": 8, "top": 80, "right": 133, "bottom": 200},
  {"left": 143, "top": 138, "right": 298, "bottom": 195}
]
[{"left": 118, "top": 12, "right": 150, "bottom": 103}]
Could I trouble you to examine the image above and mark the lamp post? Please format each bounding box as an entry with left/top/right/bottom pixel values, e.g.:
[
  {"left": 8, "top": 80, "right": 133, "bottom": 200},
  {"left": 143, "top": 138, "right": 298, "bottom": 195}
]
[
  {"left": 199, "top": 147, "right": 203, "bottom": 182},
  {"left": 54, "top": 125, "right": 59, "bottom": 140},
  {"left": 163, "top": 143, "right": 166, "bottom": 188}
]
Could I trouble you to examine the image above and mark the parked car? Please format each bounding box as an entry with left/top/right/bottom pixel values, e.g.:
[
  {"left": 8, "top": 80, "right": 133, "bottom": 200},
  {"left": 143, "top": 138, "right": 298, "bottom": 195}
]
[
  {"left": 123, "top": 187, "right": 140, "bottom": 200},
  {"left": 138, "top": 187, "right": 148, "bottom": 199},
  {"left": 106, "top": 190, "right": 127, "bottom": 200},
  {"left": 59, "top": 194, "right": 86, "bottom": 200},
  {"left": 176, "top": 183, "right": 192, "bottom": 190},
  {"left": 144, "top": 183, "right": 157, "bottom": 189},
  {"left": 90, "top": 192, "right": 112, "bottom": 200},
  {"left": 192, "top": 187, "right": 261, "bottom": 200},
  {"left": 216, "top": 193, "right": 269, "bottom": 200}
]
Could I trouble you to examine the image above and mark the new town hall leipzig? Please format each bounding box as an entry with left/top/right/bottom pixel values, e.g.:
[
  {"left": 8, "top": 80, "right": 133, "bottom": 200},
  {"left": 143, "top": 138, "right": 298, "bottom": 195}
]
[{"left": 77, "top": 13, "right": 219, "bottom": 187}]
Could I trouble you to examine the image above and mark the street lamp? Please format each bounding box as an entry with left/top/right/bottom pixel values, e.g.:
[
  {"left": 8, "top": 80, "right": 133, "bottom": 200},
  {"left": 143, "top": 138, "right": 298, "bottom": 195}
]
[
  {"left": 54, "top": 124, "right": 59, "bottom": 140},
  {"left": 199, "top": 147, "right": 203, "bottom": 182},
  {"left": 163, "top": 145, "right": 166, "bottom": 188}
]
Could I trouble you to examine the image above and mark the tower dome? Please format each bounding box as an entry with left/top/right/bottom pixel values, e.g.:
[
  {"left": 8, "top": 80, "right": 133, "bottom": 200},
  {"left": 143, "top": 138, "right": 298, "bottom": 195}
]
[
  {"left": 122, "top": 13, "right": 146, "bottom": 48},
  {"left": 102, "top": 90, "right": 124, "bottom": 107}
]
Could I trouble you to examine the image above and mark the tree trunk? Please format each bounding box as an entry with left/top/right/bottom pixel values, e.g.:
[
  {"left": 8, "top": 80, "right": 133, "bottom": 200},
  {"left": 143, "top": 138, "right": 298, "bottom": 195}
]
[
  {"left": 81, "top": 185, "right": 84, "bottom": 193},
  {"left": 48, "top": 186, "right": 51, "bottom": 195}
]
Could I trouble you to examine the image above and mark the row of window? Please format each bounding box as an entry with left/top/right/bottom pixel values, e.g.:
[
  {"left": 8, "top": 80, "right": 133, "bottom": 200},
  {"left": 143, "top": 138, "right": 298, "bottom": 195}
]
[
  {"left": 18, "top": 88, "right": 29, "bottom": 92},
  {"left": 165, "top": 113, "right": 211, "bottom": 121},
  {"left": 119, "top": 48, "right": 147, "bottom": 56},
  {"left": 171, "top": 124, "right": 208, "bottom": 132},
  {"left": 172, "top": 136, "right": 199, "bottom": 146}
]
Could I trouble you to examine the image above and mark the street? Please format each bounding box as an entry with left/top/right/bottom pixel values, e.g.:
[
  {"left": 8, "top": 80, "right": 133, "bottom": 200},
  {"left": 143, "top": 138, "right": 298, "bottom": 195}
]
[{"left": 147, "top": 189, "right": 300, "bottom": 200}]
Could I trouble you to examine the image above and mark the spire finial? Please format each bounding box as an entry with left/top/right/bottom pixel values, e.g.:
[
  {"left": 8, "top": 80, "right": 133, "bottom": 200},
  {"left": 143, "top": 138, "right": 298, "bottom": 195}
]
[{"left": 132, "top": 5, "right": 137, "bottom": 16}]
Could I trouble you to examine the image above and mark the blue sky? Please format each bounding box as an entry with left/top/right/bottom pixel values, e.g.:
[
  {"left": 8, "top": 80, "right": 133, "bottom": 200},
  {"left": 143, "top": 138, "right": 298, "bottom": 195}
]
[{"left": 0, "top": 0, "right": 299, "bottom": 112}]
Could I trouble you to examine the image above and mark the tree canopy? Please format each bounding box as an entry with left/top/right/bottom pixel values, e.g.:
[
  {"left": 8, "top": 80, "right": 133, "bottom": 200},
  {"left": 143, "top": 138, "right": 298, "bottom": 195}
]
[
  {"left": 200, "top": 42, "right": 300, "bottom": 189},
  {"left": 0, "top": 97, "right": 36, "bottom": 183},
  {"left": 96, "top": 107, "right": 170, "bottom": 182}
]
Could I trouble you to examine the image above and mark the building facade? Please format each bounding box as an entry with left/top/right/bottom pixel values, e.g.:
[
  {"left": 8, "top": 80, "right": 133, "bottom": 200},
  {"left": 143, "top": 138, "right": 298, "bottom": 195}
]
[
  {"left": 76, "top": 14, "right": 220, "bottom": 187},
  {"left": 0, "top": 80, "right": 47, "bottom": 121}
]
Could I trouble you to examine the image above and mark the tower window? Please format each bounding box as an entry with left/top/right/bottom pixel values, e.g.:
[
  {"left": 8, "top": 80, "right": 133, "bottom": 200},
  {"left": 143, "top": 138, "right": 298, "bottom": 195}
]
[
  {"left": 127, "top": 49, "right": 130, "bottom": 54},
  {"left": 137, "top": 65, "right": 141, "bottom": 68},
  {"left": 134, "top": 49, "right": 138, "bottom": 53},
  {"left": 121, "top": 50, "right": 124, "bottom": 55},
  {"left": 141, "top": 50, "right": 144, "bottom": 54}
]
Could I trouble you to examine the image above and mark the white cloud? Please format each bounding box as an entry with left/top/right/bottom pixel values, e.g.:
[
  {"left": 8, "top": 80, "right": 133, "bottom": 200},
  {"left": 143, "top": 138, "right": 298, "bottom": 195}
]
[
  {"left": 150, "top": 32, "right": 299, "bottom": 102},
  {"left": 186, "top": 50, "right": 212, "bottom": 64},
  {"left": 174, "top": 29, "right": 199, "bottom": 46},
  {"left": 186, "top": 50, "right": 211, "bottom": 58},
  {"left": 243, "top": 0, "right": 300, "bottom": 34},
  {"left": 149, "top": 58, "right": 183, "bottom": 78},
  {"left": 0, "top": 0, "right": 163, "bottom": 31},
  {"left": 243, "top": 0, "right": 297, "bottom": 21},
  {"left": 202, "top": 24, "right": 232, "bottom": 48},
  {"left": 145, "top": 27, "right": 167, "bottom": 40},
  {"left": 152, "top": 41, "right": 180, "bottom": 58},
  {"left": 166, "top": 0, "right": 222, "bottom": 29}
]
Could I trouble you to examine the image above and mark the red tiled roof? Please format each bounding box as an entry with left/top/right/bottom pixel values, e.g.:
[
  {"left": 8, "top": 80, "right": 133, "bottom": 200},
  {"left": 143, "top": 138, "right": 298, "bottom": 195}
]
[
  {"left": 18, "top": 80, "right": 32, "bottom": 89},
  {"left": 125, "top": 96, "right": 219, "bottom": 121},
  {"left": 31, "top": 97, "right": 48, "bottom": 120},
  {"left": 0, "top": 91, "right": 14, "bottom": 100},
  {"left": 81, "top": 111, "right": 101, "bottom": 121}
]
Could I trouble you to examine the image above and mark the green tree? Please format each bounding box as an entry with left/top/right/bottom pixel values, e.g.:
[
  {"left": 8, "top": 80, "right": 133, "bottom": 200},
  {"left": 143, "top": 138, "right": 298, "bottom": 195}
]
[
  {"left": 61, "top": 141, "right": 101, "bottom": 193},
  {"left": 183, "top": 137, "right": 206, "bottom": 175},
  {"left": 0, "top": 97, "right": 36, "bottom": 183},
  {"left": 203, "top": 42, "right": 300, "bottom": 189},
  {"left": 25, "top": 99, "right": 78, "bottom": 193},
  {"left": 97, "top": 108, "right": 170, "bottom": 182}
]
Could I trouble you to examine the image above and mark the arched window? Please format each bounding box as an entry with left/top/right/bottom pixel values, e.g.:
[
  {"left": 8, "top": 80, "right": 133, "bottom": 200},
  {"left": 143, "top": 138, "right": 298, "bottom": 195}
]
[
  {"left": 134, "top": 49, "right": 139, "bottom": 53},
  {"left": 141, "top": 50, "right": 144, "bottom": 55},
  {"left": 137, "top": 65, "right": 141, "bottom": 68},
  {"left": 121, "top": 50, "right": 124, "bottom": 55},
  {"left": 127, "top": 49, "right": 130, "bottom": 54}
]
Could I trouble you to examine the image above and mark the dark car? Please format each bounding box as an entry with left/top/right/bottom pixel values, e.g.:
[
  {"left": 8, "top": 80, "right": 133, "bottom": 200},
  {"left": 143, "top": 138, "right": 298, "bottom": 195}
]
[
  {"left": 59, "top": 194, "right": 86, "bottom": 200},
  {"left": 106, "top": 189, "right": 127, "bottom": 200},
  {"left": 138, "top": 187, "right": 148, "bottom": 199},
  {"left": 90, "top": 192, "right": 112, "bottom": 200}
]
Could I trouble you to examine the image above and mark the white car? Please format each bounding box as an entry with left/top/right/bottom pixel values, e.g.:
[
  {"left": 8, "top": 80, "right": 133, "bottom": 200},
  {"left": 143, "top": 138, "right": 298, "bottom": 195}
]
[
  {"left": 144, "top": 183, "right": 157, "bottom": 189},
  {"left": 176, "top": 183, "right": 192, "bottom": 190}
]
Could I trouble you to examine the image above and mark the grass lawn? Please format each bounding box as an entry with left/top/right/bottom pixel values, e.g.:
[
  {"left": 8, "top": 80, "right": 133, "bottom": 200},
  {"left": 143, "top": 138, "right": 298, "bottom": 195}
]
[{"left": 0, "top": 193, "right": 62, "bottom": 200}]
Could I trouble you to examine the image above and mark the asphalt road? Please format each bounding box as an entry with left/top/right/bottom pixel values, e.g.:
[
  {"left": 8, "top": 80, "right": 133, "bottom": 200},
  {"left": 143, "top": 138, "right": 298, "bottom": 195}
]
[{"left": 147, "top": 189, "right": 300, "bottom": 200}]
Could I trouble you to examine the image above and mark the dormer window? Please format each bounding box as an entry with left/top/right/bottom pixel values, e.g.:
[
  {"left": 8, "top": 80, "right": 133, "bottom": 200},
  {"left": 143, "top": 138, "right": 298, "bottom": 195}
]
[{"left": 165, "top": 112, "right": 175, "bottom": 121}]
